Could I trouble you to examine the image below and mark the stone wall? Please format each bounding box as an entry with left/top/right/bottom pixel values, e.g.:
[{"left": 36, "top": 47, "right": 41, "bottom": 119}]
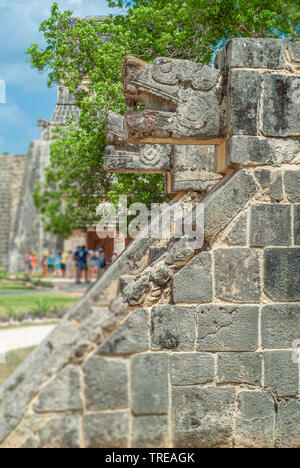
[
  {"left": 0, "top": 38, "right": 299, "bottom": 448},
  {"left": 0, "top": 155, "right": 26, "bottom": 270}
]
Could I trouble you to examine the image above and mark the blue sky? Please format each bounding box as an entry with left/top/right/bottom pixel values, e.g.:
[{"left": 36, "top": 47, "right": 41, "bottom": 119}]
[{"left": 0, "top": 0, "right": 117, "bottom": 154}]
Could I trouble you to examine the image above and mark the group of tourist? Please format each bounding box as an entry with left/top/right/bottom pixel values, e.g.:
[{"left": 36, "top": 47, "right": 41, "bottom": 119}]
[{"left": 25, "top": 246, "right": 119, "bottom": 283}]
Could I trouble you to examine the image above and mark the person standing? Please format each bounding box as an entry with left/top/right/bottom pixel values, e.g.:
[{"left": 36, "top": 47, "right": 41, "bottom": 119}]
[
  {"left": 54, "top": 252, "right": 62, "bottom": 277},
  {"left": 25, "top": 252, "right": 33, "bottom": 278},
  {"left": 74, "top": 245, "right": 89, "bottom": 284},
  {"left": 31, "top": 252, "right": 38, "bottom": 277},
  {"left": 47, "top": 252, "right": 55, "bottom": 277},
  {"left": 61, "top": 251, "right": 68, "bottom": 278},
  {"left": 41, "top": 252, "right": 48, "bottom": 278}
]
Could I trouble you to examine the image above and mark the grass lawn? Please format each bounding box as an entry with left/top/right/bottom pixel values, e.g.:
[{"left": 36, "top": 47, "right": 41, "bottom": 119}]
[
  {"left": 0, "top": 293, "right": 78, "bottom": 316},
  {"left": 0, "top": 282, "right": 35, "bottom": 292},
  {"left": 0, "top": 346, "right": 36, "bottom": 388}
]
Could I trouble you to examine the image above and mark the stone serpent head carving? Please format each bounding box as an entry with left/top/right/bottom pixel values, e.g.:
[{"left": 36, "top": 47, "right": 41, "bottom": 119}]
[{"left": 123, "top": 56, "right": 224, "bottom": 145}]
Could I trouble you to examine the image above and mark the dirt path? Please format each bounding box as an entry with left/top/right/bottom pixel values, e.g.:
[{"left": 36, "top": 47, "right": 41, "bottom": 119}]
[{"left": 0, "top": 325, "right": 55, "bottom": 353}]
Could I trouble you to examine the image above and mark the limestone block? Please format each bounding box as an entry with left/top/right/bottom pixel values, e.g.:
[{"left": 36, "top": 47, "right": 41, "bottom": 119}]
[
  {"left": 83, "top": 356, "right": 128, "bottom": 411},
  {"left": 39, "top": 415, "right": 80, "bottom": 449},
  {"left": 202, "top": 170, "right": 257, "bottom": 240},
  {"left": 235, "top": 392, "right": 275, "bottom": 448},
  {"left": 172, "top": 386, "right": 236, "bottom": 448},
  {"left": 151, "top": 305, "right": 196, "bottom": 351},
  {"left": 215, "top": 38, "right": 287, "bottom": 70},
  {"left": 169, "top": 145, "right": 222, "bottom": 193},
  {"left": 277, "top": 400, "right": 300, "bottom": 448},
  {"left": 132, "top": 415, "right": 168, "bottom": 448},
  {"left": 250, "top": 204, "right": 292, "bottom": 247},
  {"left": 229, "top": 70, "right": 262, "bottom": 135},
  {"left": 264, "top": 248, "right": 300, "bottom": 301},
  {"left": 226, "top": 213, "right": 247, "bottom": 246},
  {"left": 262, "top": 75, "right": 300, "bottom": 137},
  {"left": 197, "top": 305, "right": 259, "bottom": 351},
  {"left": 104, "top": 144, "right": 171, "bottom": 173},
  {"left": 172, "top": 252, "right": 212, "bottom": 303},
  {"left": 131, "top": 353, "right": 169, "bottom": 415},
  {"left": 170, "top": 353, "right": 214, "bottom": 385},
  {"left": 96, "top": 308, "right": 149, "bottom": 355},
  {"left": 83, "top": 412, "right": 129, "bottom": 448},
  {"left": 262, "top": 304, "right": 300, "bottom": 349},
  {"left": 217, "top": 352, "right": 262, "bottom": 385},
  {"left": 285, "top": 170, "right": 300, "bottom": 202},
  {"left": 264, "top": 351, "right": 298, "bottom": 397},
  {"left": 214, "top": 248, "right": 261, "bottom": 303},
  {"left": 227, "top": 136, "right": 300, "bottom": 167},
  {"left": 34, "top": 365, "right": 83, "bottom": 413}
]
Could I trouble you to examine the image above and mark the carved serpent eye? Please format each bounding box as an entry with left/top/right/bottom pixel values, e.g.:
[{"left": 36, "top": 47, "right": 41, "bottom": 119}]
[
  {"left": 140, "top": 145, "right": 163, "bottom": 167},
  {"left": 152, "top": 58, "right": 177, "bottom": 85},
  {"left": 177, "top": 96, "right": 208, "bottom": 130}
]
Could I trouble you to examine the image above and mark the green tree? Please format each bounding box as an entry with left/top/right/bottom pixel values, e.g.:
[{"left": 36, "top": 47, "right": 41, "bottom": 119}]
[{"left": 28, "top": 0, "right": 299, "bottom": 237}]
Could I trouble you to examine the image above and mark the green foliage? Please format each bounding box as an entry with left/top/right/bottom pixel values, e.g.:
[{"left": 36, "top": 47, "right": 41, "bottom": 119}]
[{"left": 27, "top": 1, "right": 299, "bottom": 237}]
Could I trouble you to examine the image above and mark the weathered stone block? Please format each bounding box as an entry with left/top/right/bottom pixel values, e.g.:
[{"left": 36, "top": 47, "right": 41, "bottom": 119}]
[
  {"left": 131, "top": 353, "right": 169, "bottom": 415},
  {"left": 170, "top": 353, "right": 215, "bottom": 385},
  {"left": 228, "top": 136, "right": 300, "bottom": 166},
  {"left": 214, "top": 248, "right": 261, "bottom": 302},
  {"left": 172, "top": 252, "right": 212, "bottom": 303},
  {"left": 39, "top": 415, "right": 80, "bottom": 449},
  {"left": 169, "top": 145, "right": 222, "bottom": 193},
  {"left": 97, "top": 308, "right": 149, "bottom": 355},
  {"left": 104, "top": 144, "right": 171, "bottom": 173},
  {"left": 151, "top": 305, "right": 196, "bottom": 351},
  {"left": 288, "top": 38, "right": 300, "bottom": 61},
  {"left": 229, "top": 70, "right": 262, "bottom": 135},
  {"left": 34, "top": 365, "right": 83, "bottom": 413},
  {"left": 262, "top": 304, "right": 300, "bottom": 349},
  {"left": 264, "top": 351, "right": 298, "bottom": 397},
  {"left": 250, "top": 204, "right": 292, "bottom": 247},
  {"left": 215, "top": 38, "right": 286, "bottom": 70},
  {"left": 83, "top": 356, "right": 128, "bottom": 410},
  {"left": 235, "top": 392, "right": 275, "bottom": 448},
  {"left": 226, "top": 213, "right": 247, "bottom": 246},
  {"left": 264, "top": 248, "right": 300, "bottom": 301},
  {"left": 202, "top": 170, "right": 257, "bottom": 240},
  {"left": 255, "top": 168, "right": 271, "bottom": 187},
  {"left": 262, "top": 75, "right": 300, "bottom": 137},
  {"left": 269, "top": 171, "right": 284, "bottom": 201},
  {"left": 285, "top": 170, "right": 300, "bottom": 202},
  {"left": 172, "top": 386, "right": 236, "bottom": 448},
  {"left": 197, "top": 305, "right": 259, "bottom": 351},
  {"left": 295, "top": 205, "right": 300, "bottom": 245},
  {"left": 217, "top": 353, "right": 262, "bottom": 385},
  {"left": 83, "top": 412, "right": 129, "bottom": 448},
  {"left": 277, "top": 400, "right": 300, "bottom": 448},
  {"left": 132, "top": 415, "right": 168, "bottom": 448}
]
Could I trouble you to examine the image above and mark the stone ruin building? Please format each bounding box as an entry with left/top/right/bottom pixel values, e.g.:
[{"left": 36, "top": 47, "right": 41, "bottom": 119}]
[
  {"left": 0, "top": 38, "right": 299, "bottom": 448},
  {"left": 0, "top": 83, "right": 78, "bottom": 273}
]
